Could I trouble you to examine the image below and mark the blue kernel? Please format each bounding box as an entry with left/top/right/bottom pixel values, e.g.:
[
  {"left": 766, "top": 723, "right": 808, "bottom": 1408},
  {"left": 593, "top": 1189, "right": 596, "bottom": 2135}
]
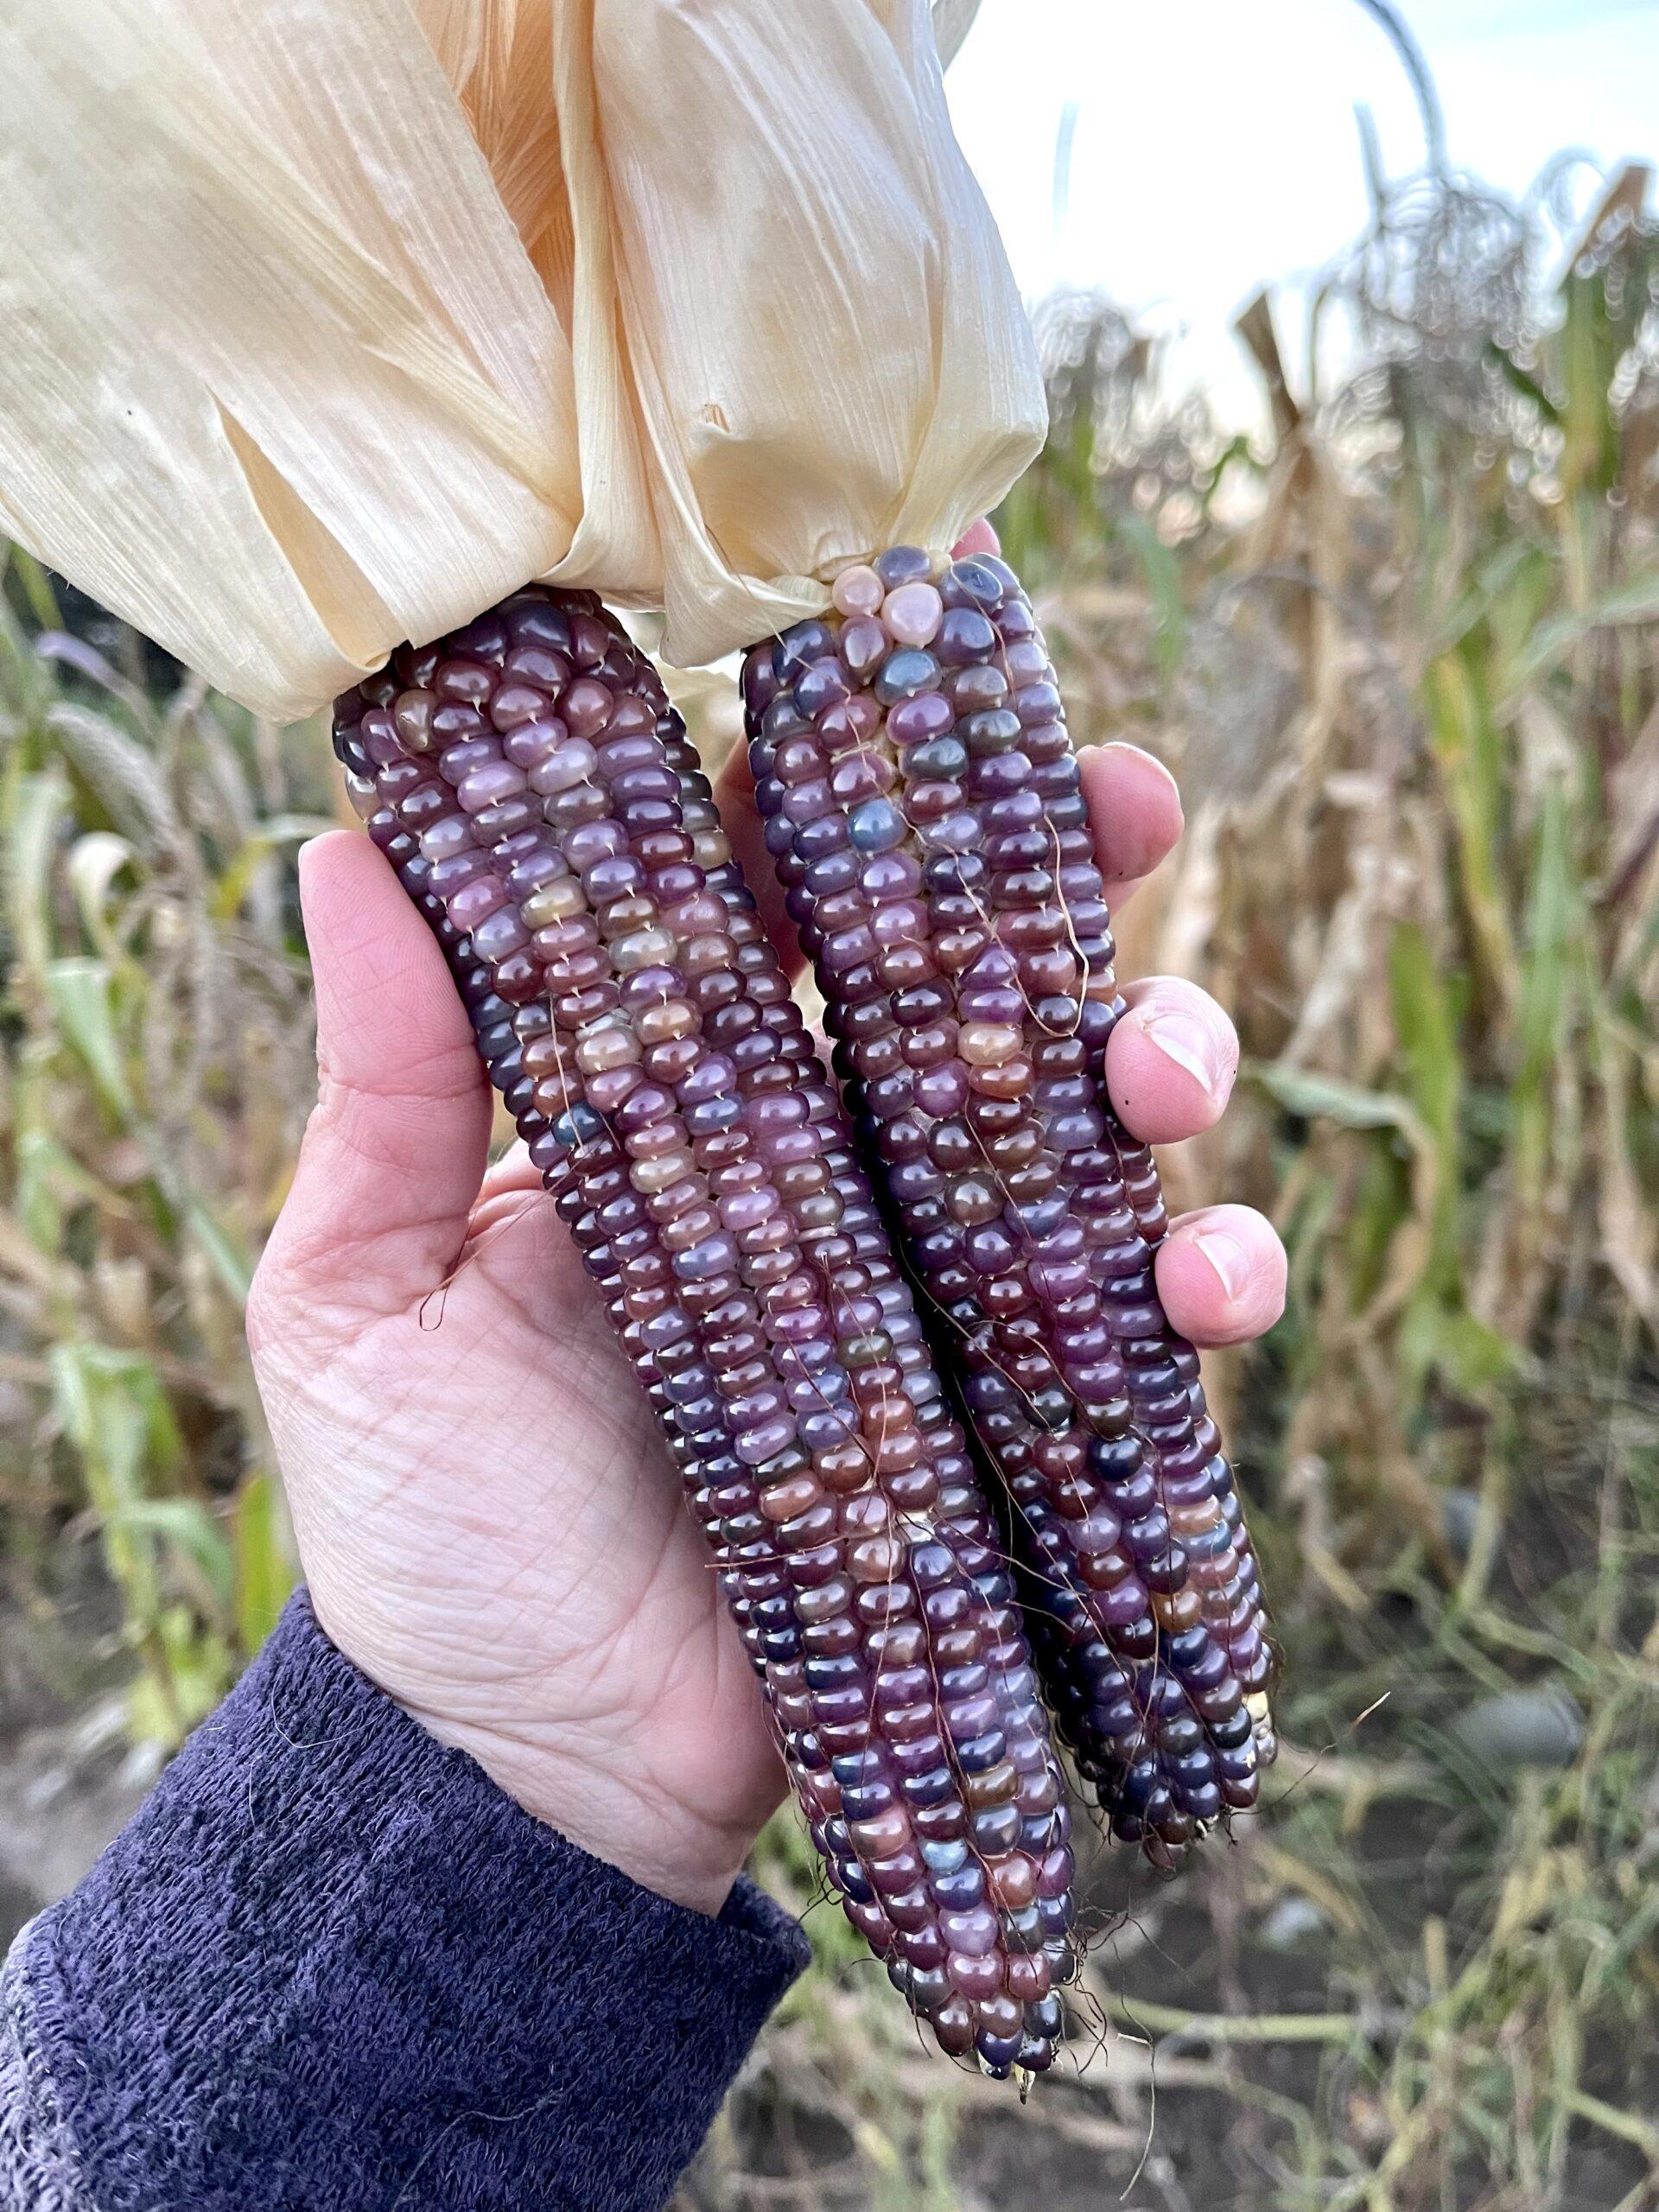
[
  {"left": 848, "top": 797, "right": 906, "bottom": 852},
  {"left": 794, "top": 660, "right": 849, "bottom": 719},
  {"left": 971, "top": 1802, "right": 1022, "bottom": 1854},
  {"left": 772, "top": 619, "right": 836, "bottom": 680},
  {"left": 908, "top": 1541, "right": 954, "bottom": 1589},
  {"left": 839, "top": 1862, "right": 875, "bottom": 1904},
  {"left": 931, "top": 1863, "right": 988, "bottom": 1910},
  {"left": 761, "top": 695, "right": 810, "bottom": 743},
  {"left": 1017, "top": 1197, "right": 1070, "bottom": 1238},
  {"left": 798, "top": 814, "right": 849, "bottom": 861},
  {"left": 874, "top": 544, "right": 931, "bottom": 588},
  {"left": 902, "top": 1765, "right": 957, "bottom": 1808},
  {"left": 952, "top": 1728, "right": 1008, "bottom": 1773},
  {"left": 840, "top": 1779, "right": 895, "bottom": 1821},
  {"left": 905, "top": 734, "right": 967, "bottom": 779},
  {"left": 673, "top": 1237, "right": 731, "bottom": 1281},
  {"left": 551, "top": 1100, "right": 604, "bottom": 1148},
  {"left": 944, "top": 557, "right": 1003, "bottom": 608},
  {"left": 874, "top": 649, "right": 940, "bottom": 706},
  {"left": 922, "top": 810, "right": 981, "bottom": 853},
  {"left": 683, "top": 1093, "right": 741, "bottom": 1136}
]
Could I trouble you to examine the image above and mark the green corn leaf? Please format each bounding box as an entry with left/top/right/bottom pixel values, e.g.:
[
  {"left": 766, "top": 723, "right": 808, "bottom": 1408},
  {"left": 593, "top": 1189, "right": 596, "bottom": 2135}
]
[
  {"left": 50, "top": 1342, "right": 185, "bottom": 1508},
  {"left": 1425, "top": 652, "right": 1515, "bottom": 1006},
  {"left": 128, "top": 1605, "right": 233, "bottom": 1745},
  {"left": 1389, "top": 922, "right": 1463, "bottom": 1300},
  {"left": 66, "top": 830, "right": 140, "bottom": 953},
  {"left": 1556, "top": 267, "right": 1620, "bottom": 499},
  {"left": 232, "top": 1470, "right": 295, "bottom": 1654},
  {"left": 51, "top": 1343, "right": 186, "bottom": 1638},
  {"left": 1516, "top": 779, "right": 1576, "bottom": 1080},
  {"left": 1501, "top": 573, "right": 1659, "bottom": 703},
  {"left": 1482, "top": 339, "right": 1561, "bottom": 429},
  {"left": 184, "top": 1195, "right": 254, "bottom": 1306},
  {"left": 1251, "top": 1061, "right": 1428, "bottom": 1143},
  {"left": 210, "top": 812, "right": 334, "bottom": 921},
  {"left": 1429, "top": 1306, "right": 1518, "bottom": 1397},
  {"left": 6, "top": 546, "right": 63, "bottom": 631},
  {"left": 103, "top": 1497, "right": 234, "bottom": 1610},
  {"left": 1116, "top": 510, "right": 1186, "bottom": 692},
  {"left": 0, "top": 555, "right": 54, "bottom": 720},
  {"left": 44, "top": 956, "right": 135, "bottom": 1120},
  {"left": 3, "top": 766, "right": 67, "bottom": 1002},
  {"left": 1510, "top": 775, "right": 1579, "bottom": 1212}
]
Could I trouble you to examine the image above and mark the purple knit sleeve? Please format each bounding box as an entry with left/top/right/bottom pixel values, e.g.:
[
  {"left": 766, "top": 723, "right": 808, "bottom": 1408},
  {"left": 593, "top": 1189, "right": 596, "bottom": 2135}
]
[{"left": 0, "top": 1590, "right": 806, "bottom": 2211}]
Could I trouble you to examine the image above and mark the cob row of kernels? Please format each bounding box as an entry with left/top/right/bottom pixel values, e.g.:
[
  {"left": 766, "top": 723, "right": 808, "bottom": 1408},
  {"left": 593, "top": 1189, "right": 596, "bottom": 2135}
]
[
  {"left": 350, "top": 811, "right": 816, "bottom": 1763},
  {"left": 359, "top": 799, "right": 862, "bottom": 1697},
  {"left": 361, "top": 861, "right": 798, "bottom": 1696},
  {"left": 651, "top": 724, "right": 1079, "bottom": 2005},
  {"left": 740, "top": 549, "right": 1274, "bottom": 1867},
  {"left": 332, "top": 584, "right": 1075, "bottom": 2075}
]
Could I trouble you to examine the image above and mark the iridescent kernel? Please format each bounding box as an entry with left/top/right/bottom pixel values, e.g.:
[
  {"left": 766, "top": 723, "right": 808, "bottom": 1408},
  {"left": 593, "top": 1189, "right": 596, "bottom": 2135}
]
[
  {"left": 874, "top": 649, "right": 941, "bottom": 706},
  {"left": 874, "top": 545, "right": 933, "bottom": 590},
  {"left": 882, "top": 580, "right": 944, "bottom": 647},
  {"left": 958, "top": 1022, "right": 1021, "bottom": 1068},
  {"left": 831, "top": 563, "right": 885, "bottom": 618}
]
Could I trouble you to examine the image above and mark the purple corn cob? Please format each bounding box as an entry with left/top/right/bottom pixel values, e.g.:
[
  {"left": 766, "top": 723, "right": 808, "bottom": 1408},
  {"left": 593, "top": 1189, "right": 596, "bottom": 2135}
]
[
  {"left": 331, "top": 584, "right": 1077, "bottom": 2075},
  {"left": 740, "top": 550, "right": 1276, "bottom": 1869}
]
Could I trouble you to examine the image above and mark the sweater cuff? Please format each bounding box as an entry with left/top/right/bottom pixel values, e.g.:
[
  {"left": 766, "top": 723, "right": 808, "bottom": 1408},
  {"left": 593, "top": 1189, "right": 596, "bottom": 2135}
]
[{"left": 15, "top": 1590, "right": 806, "bottom": 2211}]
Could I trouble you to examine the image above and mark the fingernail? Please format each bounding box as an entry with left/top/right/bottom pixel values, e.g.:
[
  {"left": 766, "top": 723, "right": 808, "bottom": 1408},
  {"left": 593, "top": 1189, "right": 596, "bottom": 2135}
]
[
  {"left": 1191, "top": 1223, "right": 1252, "bottom": 1304},
  {"left": 1144, "top": 1011, "right": 1224, "bottom": 1096}
]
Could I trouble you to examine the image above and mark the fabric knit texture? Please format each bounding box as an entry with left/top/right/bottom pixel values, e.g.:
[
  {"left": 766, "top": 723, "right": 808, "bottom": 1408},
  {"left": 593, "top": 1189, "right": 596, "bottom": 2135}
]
[{"left": 0, "top": 1590, "right": 807, "bottom": 2211}]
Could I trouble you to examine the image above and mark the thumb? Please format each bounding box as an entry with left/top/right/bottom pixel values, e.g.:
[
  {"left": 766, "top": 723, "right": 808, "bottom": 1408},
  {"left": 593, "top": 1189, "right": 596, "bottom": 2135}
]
[{"left": 253, "top": 831, "right": 492, "bottom": 1325}]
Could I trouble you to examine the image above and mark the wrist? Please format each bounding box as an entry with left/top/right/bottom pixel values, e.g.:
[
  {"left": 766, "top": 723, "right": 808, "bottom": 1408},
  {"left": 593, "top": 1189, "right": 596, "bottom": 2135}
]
[{"left": 400, "top": 1708, "right": 756, "bottom": 1919}]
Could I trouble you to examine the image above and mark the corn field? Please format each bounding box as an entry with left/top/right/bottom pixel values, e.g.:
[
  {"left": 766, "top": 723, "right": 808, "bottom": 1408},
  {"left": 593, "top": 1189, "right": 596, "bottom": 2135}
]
[{"left": 3, "top": 157, "right": 1658, "bottom": 2208}]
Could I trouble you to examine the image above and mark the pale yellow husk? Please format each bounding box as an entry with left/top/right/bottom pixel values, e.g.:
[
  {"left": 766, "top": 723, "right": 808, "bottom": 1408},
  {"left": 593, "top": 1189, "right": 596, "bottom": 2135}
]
[{"left": 0, "top": 0, "right": 1039, "bottom": 721}]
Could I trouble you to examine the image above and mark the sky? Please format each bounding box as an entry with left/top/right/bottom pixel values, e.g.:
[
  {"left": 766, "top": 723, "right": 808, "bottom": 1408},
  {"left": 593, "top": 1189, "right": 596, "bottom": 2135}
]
[{"left": 945, "top": 0, "right": 1659, "bottom": 423}]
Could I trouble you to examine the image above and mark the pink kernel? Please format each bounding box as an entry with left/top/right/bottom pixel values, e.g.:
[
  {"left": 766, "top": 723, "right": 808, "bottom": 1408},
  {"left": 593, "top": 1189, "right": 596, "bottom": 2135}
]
[
  {"left": 504, "top": 715, "right": 569, "bottom": 768},
  {"left": 882, "top": 581, "right": 944, "bottom": 648},
  {"left": 529, "top": 737, "right": 598, "bottom": 794},
  {"left": 831, "top": 564, "right": 885, "bottom": 619},
  {"left": 457, "top": 760, "right": 527, "bottom": 814},
  {"left": 447, "top": 875, "right": 507, "bottom": 931}
]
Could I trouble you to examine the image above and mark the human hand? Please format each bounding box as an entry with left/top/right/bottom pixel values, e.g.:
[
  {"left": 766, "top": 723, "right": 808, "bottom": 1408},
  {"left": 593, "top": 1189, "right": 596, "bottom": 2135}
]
[{"left": 249, "top": 632, "right": 1286, "bottom": 1926}]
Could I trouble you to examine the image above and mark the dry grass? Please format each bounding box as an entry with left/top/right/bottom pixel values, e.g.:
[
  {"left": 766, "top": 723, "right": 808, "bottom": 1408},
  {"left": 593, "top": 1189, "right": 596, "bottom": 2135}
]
[{"left": 3, "top": 157, "right": 1657, "bottom": 2209}]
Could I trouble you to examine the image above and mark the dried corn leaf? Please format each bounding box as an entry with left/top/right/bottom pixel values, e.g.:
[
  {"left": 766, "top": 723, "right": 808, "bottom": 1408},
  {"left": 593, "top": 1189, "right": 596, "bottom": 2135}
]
[{"left": 0, "top": 0, "right": 1033, "bottom": 717}]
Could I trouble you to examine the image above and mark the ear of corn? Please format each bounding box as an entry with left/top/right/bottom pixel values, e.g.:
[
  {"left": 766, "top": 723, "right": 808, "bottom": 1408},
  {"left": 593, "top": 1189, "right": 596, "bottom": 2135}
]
[
  {"left": 741, "top": 550, "right": 1276, "bottom": 1868},
  {"left": 332, "top": 584, "right": 1077, "bottom": 2076}
]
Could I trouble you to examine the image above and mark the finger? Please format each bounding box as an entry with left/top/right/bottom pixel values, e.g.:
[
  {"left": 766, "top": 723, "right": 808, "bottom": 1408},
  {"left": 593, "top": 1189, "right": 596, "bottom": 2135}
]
[
  {"left": 470, "top": 1137, "right": 544, "bottom": 1240},
  {"left": 478, "top": 1136, "right": 538, "bottom": 1205},
  {"left": 252, "top": 832, "right": 491, "bottom": 1320},
  {"left": 1080, "top": 742, "right": 1185, "bottom": 911},
  {"left": 1154, "top": 1205, "right": 1287, "bottom": 1348},
  {"left": 1104, "top": 975, "right": 1238, "bottom": 1146},
  {"left": 950, "top": 518, "right": 1001, "bottom": 559}
]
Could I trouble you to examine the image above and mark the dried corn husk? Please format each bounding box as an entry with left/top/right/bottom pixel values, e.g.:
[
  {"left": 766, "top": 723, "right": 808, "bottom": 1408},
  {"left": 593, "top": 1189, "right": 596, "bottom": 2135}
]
[{"left": 0, "top": 0, "right": 1033, "bottom": 719}]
